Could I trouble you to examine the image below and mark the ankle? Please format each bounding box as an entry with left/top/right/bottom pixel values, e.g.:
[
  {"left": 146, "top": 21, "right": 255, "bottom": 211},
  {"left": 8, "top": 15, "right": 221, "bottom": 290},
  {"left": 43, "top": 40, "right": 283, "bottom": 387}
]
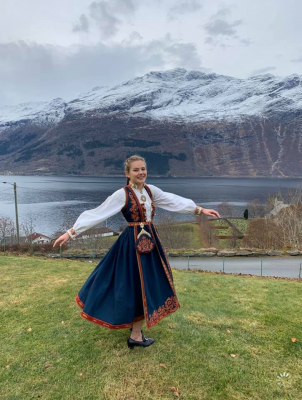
[{"left": 130, "top": 332, "right": 143, "bottom": 341}]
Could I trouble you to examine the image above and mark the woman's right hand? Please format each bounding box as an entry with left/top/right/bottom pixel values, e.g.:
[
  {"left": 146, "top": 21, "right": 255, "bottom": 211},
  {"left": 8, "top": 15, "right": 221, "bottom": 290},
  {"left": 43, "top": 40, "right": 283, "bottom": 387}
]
[{"left": 53, "top": 232, "right": 70, "bottom": 248}]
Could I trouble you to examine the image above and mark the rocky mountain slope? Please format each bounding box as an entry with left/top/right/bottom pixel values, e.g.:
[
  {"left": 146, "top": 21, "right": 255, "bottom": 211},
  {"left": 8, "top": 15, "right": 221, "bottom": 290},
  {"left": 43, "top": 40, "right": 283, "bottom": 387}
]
[{"left": 1, "top": 68, "right": 302, "bottom": 177}]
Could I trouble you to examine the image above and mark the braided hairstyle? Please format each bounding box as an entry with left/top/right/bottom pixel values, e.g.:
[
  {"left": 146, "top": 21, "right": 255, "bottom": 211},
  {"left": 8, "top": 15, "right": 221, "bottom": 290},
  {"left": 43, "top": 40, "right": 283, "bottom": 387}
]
[{"left": 124, "top": 155, "right": 147, "bottom": 185}]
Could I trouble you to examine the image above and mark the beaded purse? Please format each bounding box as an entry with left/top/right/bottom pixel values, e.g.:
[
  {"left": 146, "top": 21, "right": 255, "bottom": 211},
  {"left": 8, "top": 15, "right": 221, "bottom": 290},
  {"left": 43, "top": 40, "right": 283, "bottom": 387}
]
[{"left": 135, "top": 223, "right": 155, "bottom": 254}]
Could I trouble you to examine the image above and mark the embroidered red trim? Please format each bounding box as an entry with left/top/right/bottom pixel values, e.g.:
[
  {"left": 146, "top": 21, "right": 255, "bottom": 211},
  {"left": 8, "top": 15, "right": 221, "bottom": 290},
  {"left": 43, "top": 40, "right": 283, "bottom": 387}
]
[
  {"left": 150, "top": 226, "right": 178, "bottom": 296},
  {"left": 75, "top": 294, "right": 144, "bottom": 329},
  {"left": 148, "top": 295, "right": 179, "bottom": 325},
  {"left": 134, "top": 226, "right": 149, "bottom": 324},
  {"left": 141, "top": 203, "right": 147, "bottom": 221},
  {"left": 135, "top": 225, "right": 180, "bottom": 328},
  {"left": 121, "top": 187, "right": 129, "bottom": 212},
  {"left": 127, "top": 185, "right": 145, "bottom": 221},
  {"left": 128, "top": 191, "right": 140, "bottom": 222}
]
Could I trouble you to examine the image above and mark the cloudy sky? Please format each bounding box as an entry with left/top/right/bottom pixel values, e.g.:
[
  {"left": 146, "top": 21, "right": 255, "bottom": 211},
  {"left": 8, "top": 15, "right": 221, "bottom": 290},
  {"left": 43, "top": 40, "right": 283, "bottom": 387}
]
[{"left": 1, "top": 0, "right": 302, "bottom": 106}]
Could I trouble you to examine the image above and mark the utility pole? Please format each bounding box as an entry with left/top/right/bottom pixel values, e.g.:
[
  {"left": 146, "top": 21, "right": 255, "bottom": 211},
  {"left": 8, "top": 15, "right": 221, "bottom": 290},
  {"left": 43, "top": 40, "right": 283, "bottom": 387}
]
[
  {"left": 14, "top": 183, "right": 20, "bottom": 244},
  {"left": 3, "top": 181, "right": 20, "bottom": 245}
]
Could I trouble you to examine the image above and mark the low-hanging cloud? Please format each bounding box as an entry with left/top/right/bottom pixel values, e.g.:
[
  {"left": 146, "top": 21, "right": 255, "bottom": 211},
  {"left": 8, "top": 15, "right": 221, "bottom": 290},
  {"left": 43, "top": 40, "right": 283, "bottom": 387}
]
[
  {"left": 249, "top": 66, "right": 276, "bottom": 76},
  {"left": 291, "top": 55, "right": 302, "bottom": 63},
  {"left": 0, "top": 36, "right": 202, "bottom": 106}
]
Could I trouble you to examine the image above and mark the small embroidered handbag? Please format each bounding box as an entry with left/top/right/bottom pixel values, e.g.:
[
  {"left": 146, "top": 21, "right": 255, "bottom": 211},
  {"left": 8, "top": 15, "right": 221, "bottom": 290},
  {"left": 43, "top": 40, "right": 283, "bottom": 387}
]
[{"left": 135, "top": 223, "right": 155, "bottom": 254}]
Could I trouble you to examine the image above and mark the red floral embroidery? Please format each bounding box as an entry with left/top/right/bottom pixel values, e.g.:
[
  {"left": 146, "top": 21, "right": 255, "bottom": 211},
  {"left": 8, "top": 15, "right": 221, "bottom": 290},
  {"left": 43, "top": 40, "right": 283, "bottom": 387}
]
[
  {"left": 148, "top": 295, "right": 179, "bottom": 324},
  {"left": 136, "top": 236, "right": 155, "bottom": 253},
  {"left": 151, "top": 201, "right": 155, "bottom": 220},
  {"left": 141, "top": 203, "right": 147, "bottom": 221},
  {"left": 129, "top": 191, "right": 140, "bottom": 222}
]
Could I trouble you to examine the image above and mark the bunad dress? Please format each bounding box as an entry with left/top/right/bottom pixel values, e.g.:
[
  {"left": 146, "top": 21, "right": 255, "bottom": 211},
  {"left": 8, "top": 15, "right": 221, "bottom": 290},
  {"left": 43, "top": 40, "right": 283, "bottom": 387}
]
[{"left": 68, "top": 183, "right": 199, "bottom": 329}]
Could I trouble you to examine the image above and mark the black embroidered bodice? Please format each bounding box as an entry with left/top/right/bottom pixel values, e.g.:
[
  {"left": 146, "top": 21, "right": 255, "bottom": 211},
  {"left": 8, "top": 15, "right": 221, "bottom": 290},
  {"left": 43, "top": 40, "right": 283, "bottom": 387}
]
[{"left": 122, "top": 184, "right": 155, "bottom": 223}]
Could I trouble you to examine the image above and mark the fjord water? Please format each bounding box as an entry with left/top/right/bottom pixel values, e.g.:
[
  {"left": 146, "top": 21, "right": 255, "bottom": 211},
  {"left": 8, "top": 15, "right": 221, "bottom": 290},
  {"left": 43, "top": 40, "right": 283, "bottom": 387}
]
[{"left": 0, "top": 175, "right": 302, "bottom": 237}]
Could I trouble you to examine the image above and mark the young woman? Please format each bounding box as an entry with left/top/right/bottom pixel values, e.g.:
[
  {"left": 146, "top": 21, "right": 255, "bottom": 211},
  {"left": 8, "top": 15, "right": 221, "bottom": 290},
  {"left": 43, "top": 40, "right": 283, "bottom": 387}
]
[{"left": 53, "top": 155, "right": 220, "bottom": 349}]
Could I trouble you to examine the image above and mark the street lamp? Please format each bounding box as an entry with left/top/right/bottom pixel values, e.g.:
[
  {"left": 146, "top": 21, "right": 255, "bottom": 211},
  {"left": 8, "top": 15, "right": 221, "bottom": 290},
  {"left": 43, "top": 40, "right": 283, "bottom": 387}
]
[{"left": 2, "top": 182, "right": 20, "bottom": 245}]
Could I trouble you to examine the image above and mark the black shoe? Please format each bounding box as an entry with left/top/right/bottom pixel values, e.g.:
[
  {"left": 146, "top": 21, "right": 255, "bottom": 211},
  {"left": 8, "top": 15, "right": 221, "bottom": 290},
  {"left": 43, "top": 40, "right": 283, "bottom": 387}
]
[{"left": 127, "top": 336, "right": 155, "bottom": 349}]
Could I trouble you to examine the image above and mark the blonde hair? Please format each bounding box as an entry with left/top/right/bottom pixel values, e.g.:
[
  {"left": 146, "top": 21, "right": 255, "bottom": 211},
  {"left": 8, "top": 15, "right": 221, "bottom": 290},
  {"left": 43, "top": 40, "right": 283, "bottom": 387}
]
[{"left": 124, "top": 155, "right": 147, "bottom": 185}]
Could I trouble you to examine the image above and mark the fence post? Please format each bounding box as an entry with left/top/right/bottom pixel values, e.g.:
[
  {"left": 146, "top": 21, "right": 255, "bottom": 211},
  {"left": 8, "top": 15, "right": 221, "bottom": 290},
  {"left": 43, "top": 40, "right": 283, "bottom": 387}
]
[
  {"left": 261, "top": 260, "right": 263, "bottom": 277},
  {"left": 91, "top": 243, "right": 95, "bottom": 260},
  {"left": 299, "top": 263, "right": 301, "bottom": 280},
  {"left": 222, "top": 256, "right": 225, "bottom": 273},
  {"left": 187, "top": 255, "right": 190, "bottom": 270}
]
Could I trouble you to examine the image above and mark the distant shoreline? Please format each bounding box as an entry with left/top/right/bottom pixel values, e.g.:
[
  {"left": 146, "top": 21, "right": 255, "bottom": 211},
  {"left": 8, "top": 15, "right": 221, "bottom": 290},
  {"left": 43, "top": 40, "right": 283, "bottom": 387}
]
[{"left": 1, "top": 173, "right": 302, "bottom": 180}]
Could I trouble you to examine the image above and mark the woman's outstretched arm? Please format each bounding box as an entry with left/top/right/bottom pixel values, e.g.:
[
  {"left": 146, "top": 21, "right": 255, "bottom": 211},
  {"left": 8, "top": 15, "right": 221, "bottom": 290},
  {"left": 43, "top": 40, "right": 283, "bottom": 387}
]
[
  {"left": 53, "top": 189, "right": 125, "bottom": 247},
  {"left": 148, "top": 184, "right": 220, "bottom": 219}
]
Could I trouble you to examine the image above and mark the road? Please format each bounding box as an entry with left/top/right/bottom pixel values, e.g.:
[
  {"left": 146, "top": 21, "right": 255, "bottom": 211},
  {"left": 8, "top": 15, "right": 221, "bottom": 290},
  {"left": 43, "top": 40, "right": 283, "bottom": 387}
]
[{"left": 169, "top": 257, "right": 302, "bottom": 279}]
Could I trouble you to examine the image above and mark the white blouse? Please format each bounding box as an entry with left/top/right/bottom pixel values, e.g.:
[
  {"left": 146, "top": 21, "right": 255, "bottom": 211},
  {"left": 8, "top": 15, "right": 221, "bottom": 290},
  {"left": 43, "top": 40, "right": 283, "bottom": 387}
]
[{"left": 67, "top": 184, "right": 198, "bottom": 239}]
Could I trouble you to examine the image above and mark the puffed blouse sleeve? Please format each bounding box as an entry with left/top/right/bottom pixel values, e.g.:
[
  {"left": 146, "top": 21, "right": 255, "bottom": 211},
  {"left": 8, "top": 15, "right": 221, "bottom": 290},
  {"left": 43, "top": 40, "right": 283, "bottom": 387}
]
[
  {"left": 148, "top": 184, "right": 197, "bottom": 214},
  {"left": 67, "top": 188, "right": 125, "bottom": 239}
]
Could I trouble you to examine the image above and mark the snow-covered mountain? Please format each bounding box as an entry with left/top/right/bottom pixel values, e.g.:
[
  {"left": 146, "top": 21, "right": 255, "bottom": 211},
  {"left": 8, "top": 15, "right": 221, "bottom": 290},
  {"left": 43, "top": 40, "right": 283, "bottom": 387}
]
[
  {"left": 1, "top": 68, "right": 302, "bottom": 128},
  {"left": 0, "top": 98, "right": 66, "bottom": 132},
  {"left": 1, "top": 68, "right": 302, "bottom": 177}
]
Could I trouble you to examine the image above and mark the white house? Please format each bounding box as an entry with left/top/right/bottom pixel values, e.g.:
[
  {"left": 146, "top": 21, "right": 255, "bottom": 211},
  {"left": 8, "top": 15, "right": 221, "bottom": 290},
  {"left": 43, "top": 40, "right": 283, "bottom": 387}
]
[
  {"left": 267, "top": 199, "right": 290, "bottom": 217},
  {"left": 27, "top": 232, "right": 52, "bottom": 244}
]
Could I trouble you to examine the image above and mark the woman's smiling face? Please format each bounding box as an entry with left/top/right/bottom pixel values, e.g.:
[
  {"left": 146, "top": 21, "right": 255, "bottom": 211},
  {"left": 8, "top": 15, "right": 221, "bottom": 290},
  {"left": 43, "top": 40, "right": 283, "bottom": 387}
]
[{"left": 126, "top": 160, "right": 147, "bottom": 186}]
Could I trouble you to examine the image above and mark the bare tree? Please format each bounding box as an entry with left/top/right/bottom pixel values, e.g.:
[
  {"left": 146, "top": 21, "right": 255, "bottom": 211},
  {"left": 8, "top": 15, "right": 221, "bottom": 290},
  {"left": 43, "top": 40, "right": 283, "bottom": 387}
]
[
  {"left": 20, "top": 213, "right": 36, "bottom": 244},
  {"left": 243, "top": 218, "right": 283, "bottom": 249},
  {"left": 272, "top": 205, "right": 302, "bottom": 248},
  {"left": 0, "top": 216, "right": 15, "bottom": 244},
  {"left": 156, "top": 213, "right": 192, "bottom": 249},
  {"left": 246, "top": 198, "right": 267, "bottom": 218}
]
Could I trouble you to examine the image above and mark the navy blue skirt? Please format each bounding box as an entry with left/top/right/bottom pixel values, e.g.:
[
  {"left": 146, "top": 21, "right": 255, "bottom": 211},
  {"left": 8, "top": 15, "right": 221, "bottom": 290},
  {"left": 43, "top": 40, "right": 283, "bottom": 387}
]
[{"left": 75, "top": 224, "right": 180, "bottom": 329}]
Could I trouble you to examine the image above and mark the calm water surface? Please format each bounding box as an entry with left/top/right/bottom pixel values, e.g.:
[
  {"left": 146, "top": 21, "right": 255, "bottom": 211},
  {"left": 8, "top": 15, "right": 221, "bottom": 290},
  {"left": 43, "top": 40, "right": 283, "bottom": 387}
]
[{"left": 1, "top": 175, "right": 302, "bottom": 236}]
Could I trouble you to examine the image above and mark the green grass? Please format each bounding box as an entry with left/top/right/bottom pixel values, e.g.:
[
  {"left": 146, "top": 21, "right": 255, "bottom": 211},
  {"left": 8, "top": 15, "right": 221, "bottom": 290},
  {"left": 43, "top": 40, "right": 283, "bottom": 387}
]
[
  {"left": 228, "top": 219, "right": 249, "bottom": 234},
  {"left": 1, "top": 255, "right": 302, "bottom": 399}
]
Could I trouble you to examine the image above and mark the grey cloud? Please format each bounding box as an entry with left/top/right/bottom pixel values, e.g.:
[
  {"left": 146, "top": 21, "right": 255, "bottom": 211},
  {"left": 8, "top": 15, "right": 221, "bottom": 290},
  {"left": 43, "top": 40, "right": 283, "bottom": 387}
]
[
  {"left": 240, "top": 38, "right": 252, "bottom": 46},
  {"left": 291, "top": 55, "right": 302, "bottom": 63},
  {"left": 122, "top": 31, "right": 143, "bottom": 45},
  {"left": 205, "top": 18, "right": 242, "bottom": 36},
  {"left": 204, "top": 36, "right": 231, "bottom": 48},
  {"left": 88, "top": 1, "right": 121, "bottom": 38},
  {"left": 167, "top": 0, "right": 202, "bottom": 21},
  {"left": 72, "top": 14, "right": 90, "bottom": 33},
  {"left": 213, "top": 7, "right": 231, "bottom": 18},
  {"left": 0, "top": 38, "right": 202, "bottom": 106},
  {"left": 249, "top": 66, "right": 276, "bottom": 76},
  {"left": 73, "top": 0, "right": 140, "bottom": 39}
]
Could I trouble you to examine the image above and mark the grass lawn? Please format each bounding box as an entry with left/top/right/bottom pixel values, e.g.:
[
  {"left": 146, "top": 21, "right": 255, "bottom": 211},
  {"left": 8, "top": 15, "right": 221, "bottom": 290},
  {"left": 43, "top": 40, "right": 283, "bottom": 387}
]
[{"left": 1, "top": 254, "right": 302, "bottom": 400}]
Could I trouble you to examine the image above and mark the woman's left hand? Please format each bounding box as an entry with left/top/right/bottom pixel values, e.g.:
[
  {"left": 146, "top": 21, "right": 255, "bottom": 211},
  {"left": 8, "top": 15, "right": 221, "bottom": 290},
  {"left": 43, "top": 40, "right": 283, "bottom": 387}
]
[{"left": 202, "top": 208, "right": 220, "bottom": 218}]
